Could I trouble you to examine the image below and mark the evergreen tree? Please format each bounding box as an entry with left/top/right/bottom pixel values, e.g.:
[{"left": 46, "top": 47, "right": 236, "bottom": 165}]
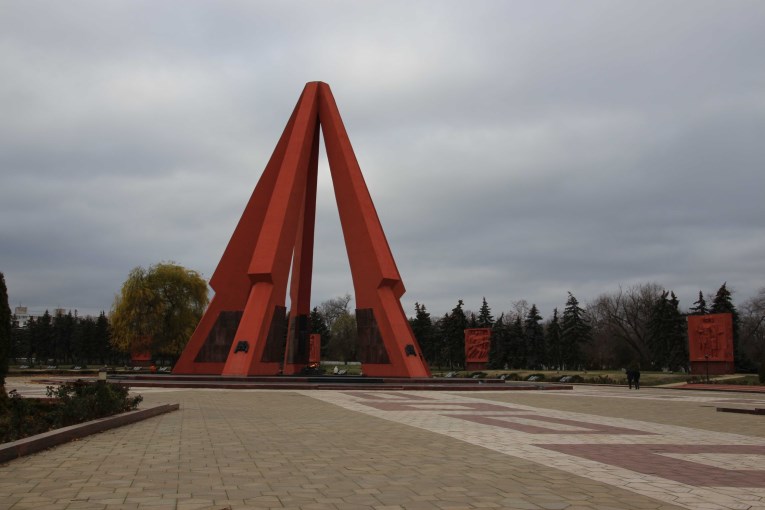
[
  {"left": 52, "top": 310, "right": 75, "bottom": 364},
  {"left": 442, "top": 300, "right": 468, "bottom": 369},
  {"left": 70, "top": 314, "right": 86, "bottom": 365},
  {"left": 710, "top": 282, "right": 742, "bottom": 369},
  {"left": 477, "top": 297, "right": 494, "bottom": 328},
  {"left": 647, "top": 291, "right": 687, "bottom": 370},
  {"left": 10, "top": 314, "right": 29, "bottom": 364},
  {"left": 488, "top": 313, "right": 508, "bottom": 369},
  {"left": 0, "top": 273, "right": 11, "bottom": 392},
  {"left": 561, "top": 293, "right": 591, "bottom": 370},
  {"left": 23, "top": 316, "right": 36, "bottom": 363},
  {"left": 309, "top": 307, "right": 331, "bottom": 358},
  {"left": 29, "top": 311, "right": 54, "bottom": 364},
  {"left": 433, "top": 313, "right": 450, "bottom": 369},
  {"left": 647, "top": 291, "right": 670, "bottom": 369},
  {"left": 411, "top": 303, "right": 436, "bottom": 366},
  {"left": 94, "top": 312, "right": 113, "bottom": 364},
  {"left": 506, "top": 315, "right": 525, "bottom": 369},
  {"left": 667, "top": 292, "right": 689, "bottom": 370},
  {"left": 689, "top": 291, "right": 708, "bottom": 315},
  {"left": 546, "top": 308, "right": 562, "bottom": 370},
  {"left": 524, "top": 304, "right": 546, "bottom": 369}
]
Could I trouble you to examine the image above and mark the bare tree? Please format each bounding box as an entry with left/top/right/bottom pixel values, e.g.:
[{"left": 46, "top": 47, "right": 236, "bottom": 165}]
[
  {"left": 318, "top": 294, "right": 353, "bottom": 329},
  {"left": 587, "top": 283, "right": 664, "bottom": 366},
  {"left": 512, "top": 300, "right": 530, "bottom": 322},
  {"left": 740, "top": 287, "right": 765, "bottom": 368},
  {"left": 327, "top": 312, "right": 358, "bottom": 363},
  {"left": 499, "top": 300, "right": 530, "bottom": 324}
]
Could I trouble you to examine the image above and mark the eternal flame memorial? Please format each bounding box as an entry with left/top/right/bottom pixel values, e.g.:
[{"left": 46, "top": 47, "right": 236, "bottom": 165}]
[
  {"left": 173, "top": 81, "right": 430, "bottom": 379},
  {"left": 112, "top": 82, "right": 548, "bottom": 390},
  {"left": 118, "top": 82, "right": 737, "bottom": 391}
]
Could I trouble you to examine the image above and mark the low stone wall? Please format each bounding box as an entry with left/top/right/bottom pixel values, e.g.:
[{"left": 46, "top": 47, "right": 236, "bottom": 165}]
[{"left": 0, "top": 403, "right": 179, "bottom": 463}]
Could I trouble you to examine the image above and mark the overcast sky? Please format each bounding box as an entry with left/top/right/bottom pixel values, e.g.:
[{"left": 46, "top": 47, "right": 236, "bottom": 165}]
[{"left": 2, "top": 1, "right": 764, "bottom": 321}]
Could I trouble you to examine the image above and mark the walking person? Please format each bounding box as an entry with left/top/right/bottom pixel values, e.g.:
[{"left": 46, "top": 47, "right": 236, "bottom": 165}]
[{"left": 627, "top": 361, "right": 641, "bottom": 390}]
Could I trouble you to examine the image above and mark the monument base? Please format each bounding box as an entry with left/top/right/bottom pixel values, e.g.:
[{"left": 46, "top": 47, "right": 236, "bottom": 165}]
[{"left": 690, "top": 360, "right": 735, "bottom": 376}]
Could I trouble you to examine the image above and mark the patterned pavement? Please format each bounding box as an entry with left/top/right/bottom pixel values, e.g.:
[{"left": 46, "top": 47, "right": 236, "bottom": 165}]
[
  {"left": 307, "top": 388, "right": 765, "bottom": 510},
  {"left": 2, "top": 380, "right": 765, "bottom": 510}
]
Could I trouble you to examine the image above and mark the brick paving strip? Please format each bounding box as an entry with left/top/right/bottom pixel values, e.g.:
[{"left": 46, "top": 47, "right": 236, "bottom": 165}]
[{"left": 306, "top": 389, "right": 765, "bottom": 510}]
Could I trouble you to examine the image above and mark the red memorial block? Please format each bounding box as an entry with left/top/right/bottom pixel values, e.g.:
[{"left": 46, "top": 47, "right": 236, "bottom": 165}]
[
  {"left": 464, "top": 328, "right": 491, "bottom": 370},
  {"left": 687, "top": 313, "right": 734, "bottom": 375},
  {"left": 309, "top": 334, "right": 321, "bottom": 365},
  {"left": 173, "top": 82, "right": 430, "bottom": 378},
  {"left": 131, "top": 351, "right": 152, "bottom": 367}
]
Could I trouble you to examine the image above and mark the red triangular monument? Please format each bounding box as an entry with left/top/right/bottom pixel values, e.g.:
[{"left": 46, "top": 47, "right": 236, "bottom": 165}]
[{"left": 173, "top": 82, "right": 430, "bottom": 378}]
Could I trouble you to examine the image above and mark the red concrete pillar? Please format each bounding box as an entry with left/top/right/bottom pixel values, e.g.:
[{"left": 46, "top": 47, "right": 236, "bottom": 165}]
[{"left": 174, "top": 82, "right": 430, "bottom": 378}]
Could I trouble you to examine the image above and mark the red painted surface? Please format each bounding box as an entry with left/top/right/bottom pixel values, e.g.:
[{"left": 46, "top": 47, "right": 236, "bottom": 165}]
[
  {"left": 541, "top": 444, "right": 765, "bottom": 487},
  {"left": 174, "top": 82, "right": 430, "bottom": 377},
  {"left": 675, "top": 384, "right": 765, "bottom": 393},
  {"left": 131, "top": 352, "right": 151, "bottom": 367},
  {"left": 445, "top": 413, "right": 655, "bottom": 435},
  {"left": 309, "top": 334, "right": 321, "bottom": 365},
  {"left": 464, "top": 328, "right": 491, "bottom": 370},
  {"left": 687, "top": 313, "right": 735, "bottom": 375}
]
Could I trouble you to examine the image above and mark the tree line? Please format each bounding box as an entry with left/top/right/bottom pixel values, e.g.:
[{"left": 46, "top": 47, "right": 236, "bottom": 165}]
[
  {"left": 8, "top": 310, "right": 117, "bottom": 366},
  {"left": 3, "top": 261, "right": 764, "bottom": 374},
  {"left": 306, "top": 282, "right": 764, "bottom": 372},
  {"left": 397, "top": 282, "right": 763, "bottom": 372},
  {"left": 3, "top": 262, "right": 209, "bottom": 367}
]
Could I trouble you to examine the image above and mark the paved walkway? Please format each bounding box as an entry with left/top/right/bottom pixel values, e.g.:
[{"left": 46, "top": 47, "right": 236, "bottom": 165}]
[{"left": 2, "top": 382, "right": 765, "bottom": 510}]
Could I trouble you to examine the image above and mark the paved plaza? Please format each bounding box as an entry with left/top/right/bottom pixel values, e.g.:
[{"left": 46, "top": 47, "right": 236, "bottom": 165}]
[{"left": 2, "top": 381, "right": 765, "bottom": 510}]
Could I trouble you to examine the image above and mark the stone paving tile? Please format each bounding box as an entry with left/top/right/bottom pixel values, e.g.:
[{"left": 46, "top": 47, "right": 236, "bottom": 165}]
[
  {"left": 470, "top": 386, "right": 765, "bottom": 437},
  {"left": 307, "top": 389, "right": 765, "bottom": 510},
  {"left": 1, "top": 385, "right": 760, "bottom": 509}
]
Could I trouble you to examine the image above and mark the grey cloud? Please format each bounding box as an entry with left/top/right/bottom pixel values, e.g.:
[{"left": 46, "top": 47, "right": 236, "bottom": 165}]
[{"left": 2, "top": 0, "right": 764, "bottom": 321}]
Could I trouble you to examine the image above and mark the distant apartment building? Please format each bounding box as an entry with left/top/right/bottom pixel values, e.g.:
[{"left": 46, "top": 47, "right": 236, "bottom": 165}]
[
  {"left": 14, "top": 306, "right": 30, "bottom": 327},
  {"left": 13, "top": 306, "right": 81, "bottom": 327}
]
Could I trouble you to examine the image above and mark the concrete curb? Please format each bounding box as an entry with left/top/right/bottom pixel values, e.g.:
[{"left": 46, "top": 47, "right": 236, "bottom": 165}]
[{"left": 0, "top": 403, "right": 179, "bottom": 464}]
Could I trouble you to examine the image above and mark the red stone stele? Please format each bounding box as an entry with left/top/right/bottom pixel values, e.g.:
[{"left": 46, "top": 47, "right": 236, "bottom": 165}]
[
  {"left": 464, "top": 328, "right": 491, "bottom": 371},
  {"left": 173, "top": 82, "right": 430, "bottom": 378},
  {"left": 308, "top": 334, "right": 321, "bottom": 365},
  {"left": 687, "top": 313, "right": 735, "bottom": 375}
]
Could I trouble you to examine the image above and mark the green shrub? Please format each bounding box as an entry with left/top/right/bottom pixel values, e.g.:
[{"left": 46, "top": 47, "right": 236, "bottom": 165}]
[
  {"left": 46, "top": 380, "right": 143, "bottom": 428},
  {"left": 759, "top": 362, "right": 765, "bottom": 384},
  {"left": 584, "top": 374, "right": 616, "bottom": 384},
  {"left": 0, "top": 381, "right": 142, "bottom": 442},
  {"left": 498, "top": 373, "right": 521, "bottom": 381},
  {"left": 527, "top": 373, "right": 546, "bottom": 381},
  {"left": 0, "top": 389, "right": 55, "bottom": 441}
]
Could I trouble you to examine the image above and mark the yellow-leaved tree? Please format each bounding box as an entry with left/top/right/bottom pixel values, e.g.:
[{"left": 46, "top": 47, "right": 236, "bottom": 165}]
[{"left": 110, "top": 263, "right": 209, "bottom": 360}]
